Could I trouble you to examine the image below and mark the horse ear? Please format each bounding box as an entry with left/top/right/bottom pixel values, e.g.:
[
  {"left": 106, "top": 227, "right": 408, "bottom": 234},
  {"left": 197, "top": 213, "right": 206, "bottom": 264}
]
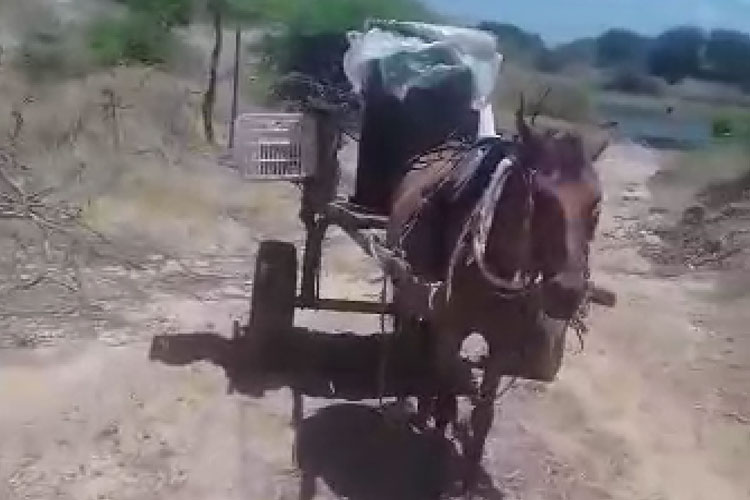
[
  {"left": 589, "top": 121, "right": 617, "bottom": 161},
  {"left": 515, "top": 93, "right": 532, "bottom": 143},
  {"left": 590, "top": 139, "right": 609, "bottom": 162}
]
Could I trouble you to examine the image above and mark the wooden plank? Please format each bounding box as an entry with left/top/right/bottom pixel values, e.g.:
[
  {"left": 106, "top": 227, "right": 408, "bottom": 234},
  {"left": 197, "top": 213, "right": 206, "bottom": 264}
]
[
  {"left": 296, "top": 297, "right": 394, "bottom": 315},
  {"left": 325, "top": 201, "right": 389, "bottom": 230},
  {"left": 330, "top": 220, "right": 438, "bottom": 319}
]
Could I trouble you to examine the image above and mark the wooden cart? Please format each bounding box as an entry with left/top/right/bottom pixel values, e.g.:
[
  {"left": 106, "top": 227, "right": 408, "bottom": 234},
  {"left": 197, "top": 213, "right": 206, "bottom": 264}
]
[{"left": 225, "top": 103, "right": 615, "bottom": 397}]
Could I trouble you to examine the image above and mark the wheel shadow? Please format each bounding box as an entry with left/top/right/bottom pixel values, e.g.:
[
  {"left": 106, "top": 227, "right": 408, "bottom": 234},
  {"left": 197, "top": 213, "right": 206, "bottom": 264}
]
[
  {"left": 148, "top": 327, "right": 504, "bottom": 500},
  {"left": 149, "top": 326, "right": 474, "bottom": 400}
]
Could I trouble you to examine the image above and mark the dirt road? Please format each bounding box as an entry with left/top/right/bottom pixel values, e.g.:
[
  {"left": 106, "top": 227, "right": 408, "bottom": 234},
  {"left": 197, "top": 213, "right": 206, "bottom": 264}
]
[{"left": 1, "top": 141, "right": 749, "bottom": 500}]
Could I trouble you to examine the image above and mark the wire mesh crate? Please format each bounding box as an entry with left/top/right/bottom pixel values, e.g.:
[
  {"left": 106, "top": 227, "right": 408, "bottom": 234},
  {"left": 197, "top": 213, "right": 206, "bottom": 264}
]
[{"left": 230, "top": 113, "right": 317, "bottom": 180}]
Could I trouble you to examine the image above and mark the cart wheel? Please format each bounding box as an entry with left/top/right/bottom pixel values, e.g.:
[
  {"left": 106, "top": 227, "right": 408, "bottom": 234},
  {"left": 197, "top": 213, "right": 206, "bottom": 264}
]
[{"left": 246, "top": 240, "right": 297, "bottom": 368}]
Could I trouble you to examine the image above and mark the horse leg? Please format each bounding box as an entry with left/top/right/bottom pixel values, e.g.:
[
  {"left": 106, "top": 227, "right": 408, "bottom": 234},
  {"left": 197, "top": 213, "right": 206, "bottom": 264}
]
[
  {"left": 463, "top": 360, "right": 502, "bottom": 494},
  {"left": 431, "top": 324, "right": 461, "bottom": 438},
  {"left": 415, "top": 396, "right": 434, "bottom": 429},
  {"left": 435, "top": 394, "right": 457, "bottom": 435}
]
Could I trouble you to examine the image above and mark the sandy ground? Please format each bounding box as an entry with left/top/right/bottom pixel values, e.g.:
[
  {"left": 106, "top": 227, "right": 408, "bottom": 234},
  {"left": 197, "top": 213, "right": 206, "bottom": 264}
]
[{"left": 2, "top": 135, "right": 749, "bottom": 500}]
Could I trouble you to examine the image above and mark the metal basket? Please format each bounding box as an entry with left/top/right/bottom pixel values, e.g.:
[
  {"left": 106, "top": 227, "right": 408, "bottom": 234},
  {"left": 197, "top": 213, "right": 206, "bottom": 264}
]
[{"left": 230, "top": 113, "right": 317, "bottom": 180}]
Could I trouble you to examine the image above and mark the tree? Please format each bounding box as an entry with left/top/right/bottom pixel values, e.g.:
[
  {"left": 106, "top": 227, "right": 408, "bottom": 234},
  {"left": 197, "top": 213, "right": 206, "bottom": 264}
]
[
  {"left": 596, "top": 29, "right": 650, "bottom": 68},
  {"left": 257, "top": 0, "right": 432, "bottom": 93},
  {"left": 647, "top": 26, "right": 705, "bottom": 84},
  {"left": 201, "top": 0, "right": 222, "bottom": 143},
  {"left": 478, "top": 22, "right": 545, "bottom": 66},
  {"left": 116, "top": 0, "right": 194, "bottom": 27},
  {"left": 535, "top": 38, "right": 597, "bottom": 73},
  {"left": 199, "top": 0, "right": 267, "bottom": 143},
  {"left": 705, "top": 29, "right": 750, "bottom": 88}
]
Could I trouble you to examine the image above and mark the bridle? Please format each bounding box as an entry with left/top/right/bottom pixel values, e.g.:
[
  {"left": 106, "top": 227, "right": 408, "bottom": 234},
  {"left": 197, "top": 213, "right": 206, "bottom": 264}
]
[{"left": 446, "top": 154, "right": 541, "bottom": 301}]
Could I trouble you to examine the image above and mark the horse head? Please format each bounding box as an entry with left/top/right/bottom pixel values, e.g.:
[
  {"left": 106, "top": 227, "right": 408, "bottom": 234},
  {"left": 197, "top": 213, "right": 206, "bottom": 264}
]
[{"left": 514, "top": 104, "right": 605, "bottom": 319}]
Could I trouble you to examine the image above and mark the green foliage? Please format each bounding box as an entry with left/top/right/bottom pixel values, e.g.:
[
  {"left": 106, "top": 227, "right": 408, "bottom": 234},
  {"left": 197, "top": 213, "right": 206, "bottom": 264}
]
[
  {"left": 478, "top": 20, "right": 750, "bottom": 94},
  {"left": 259, "top": 0, "right": 431, "bottom": 35},
  {"left": 115, "top": 0, "right": 193, "bottom": 26},
  {"left": 596, "top": 29, "right": 650, "bottom": 68},
  {"left": 88, "top": 13, "right": 175, "bottom": 66},
  {"left": 86, "top": 0, "right": 194, "bottom": 68},
  {"left": 253, "top": 0, "right": 431, "bottom": 92},
  {"left": 705, "top": 30, "right": 750, "bottom": 89},
  {"left": 711, "top": 112, "right": 750, "bottom": 143},
  {"left": 479, "top": 22, "right": 545, "bottom": 66},
  {"left": 712, "top": 117, "right": 734, "bottom": 138},
  {"left": 646, "top": 27, "right": 705, "bottom": 85}
]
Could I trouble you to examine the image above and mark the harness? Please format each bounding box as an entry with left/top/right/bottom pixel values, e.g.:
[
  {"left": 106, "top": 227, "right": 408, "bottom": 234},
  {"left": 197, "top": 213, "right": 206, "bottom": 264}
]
[
  {"left": 395, "top": 137, "right": 540, "bottom": 301},
  {"left": 446, "top": 154, "right": 538, "bottom": 301}
]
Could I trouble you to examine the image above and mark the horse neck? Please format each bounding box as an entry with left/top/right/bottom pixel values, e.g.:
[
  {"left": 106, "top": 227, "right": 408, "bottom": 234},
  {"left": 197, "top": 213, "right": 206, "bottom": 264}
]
[{"left": 471, "top": 168, "right": 534, "bottom": 281}]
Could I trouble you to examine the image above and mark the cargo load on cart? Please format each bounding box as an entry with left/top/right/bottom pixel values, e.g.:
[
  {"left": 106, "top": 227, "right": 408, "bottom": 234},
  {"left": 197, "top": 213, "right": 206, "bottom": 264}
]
[{"left": 344, "top": 20, "right": 503, "bottom": 214}]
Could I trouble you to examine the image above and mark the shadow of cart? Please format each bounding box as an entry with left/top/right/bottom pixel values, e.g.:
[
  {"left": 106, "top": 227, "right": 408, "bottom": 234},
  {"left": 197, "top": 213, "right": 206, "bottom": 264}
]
[{"left": 149, "top": 327, "right": 504, "bottom": 500}]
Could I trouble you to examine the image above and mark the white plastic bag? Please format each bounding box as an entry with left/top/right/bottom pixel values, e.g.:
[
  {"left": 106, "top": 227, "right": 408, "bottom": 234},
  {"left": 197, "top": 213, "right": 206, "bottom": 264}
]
[{"left": 343, "top": 20, "right": 503, "bottom": 110}]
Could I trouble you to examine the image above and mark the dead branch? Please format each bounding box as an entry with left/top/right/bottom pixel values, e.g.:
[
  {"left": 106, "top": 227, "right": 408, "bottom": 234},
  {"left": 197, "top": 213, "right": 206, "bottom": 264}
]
[{"left": 0, "top": 154, "right": 141, "bottom": 316}]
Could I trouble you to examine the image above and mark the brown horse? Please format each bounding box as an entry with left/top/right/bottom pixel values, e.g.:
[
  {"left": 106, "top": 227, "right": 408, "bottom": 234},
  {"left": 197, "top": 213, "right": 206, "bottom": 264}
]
[{"left": 387, "top": 107, "right": 605, "bottom": 492}]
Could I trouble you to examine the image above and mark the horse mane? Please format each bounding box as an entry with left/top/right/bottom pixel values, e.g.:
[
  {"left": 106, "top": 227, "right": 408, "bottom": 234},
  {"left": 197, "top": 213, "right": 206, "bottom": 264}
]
[{"left": 442, "top": 138, "right": 517, "bottom": 206}]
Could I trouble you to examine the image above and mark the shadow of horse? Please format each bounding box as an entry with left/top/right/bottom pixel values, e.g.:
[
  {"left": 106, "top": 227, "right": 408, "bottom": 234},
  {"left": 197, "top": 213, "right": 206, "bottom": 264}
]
[
  {"left": 148, "top": 327, "right": 504, "bottom": 500},
  {"left": 296, "top": 403, "right": 503, "bottom": 500}
]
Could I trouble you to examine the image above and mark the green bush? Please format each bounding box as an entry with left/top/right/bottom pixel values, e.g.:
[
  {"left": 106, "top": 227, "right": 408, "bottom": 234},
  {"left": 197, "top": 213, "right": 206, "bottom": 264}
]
[
  {"left": 118, "top": 0, "right": 193, "bottom": 27},
  {"left": 253, "top": 0, "right": 432, "bottom": 92},
  {"left": 712, "top": 117, "right": 734, "bottom": 138},
  {"left": 711, "top": 112, "right": 750, "bottom": 142},
  {"left": 88, "top": 13, "right": 175, "bottom": 66}
]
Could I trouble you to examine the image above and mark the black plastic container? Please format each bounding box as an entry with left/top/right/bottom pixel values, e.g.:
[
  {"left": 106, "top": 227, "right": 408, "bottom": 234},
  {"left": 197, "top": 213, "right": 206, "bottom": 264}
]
[{"left": 351, "top": 60, "right": 479, "bottom": 214}]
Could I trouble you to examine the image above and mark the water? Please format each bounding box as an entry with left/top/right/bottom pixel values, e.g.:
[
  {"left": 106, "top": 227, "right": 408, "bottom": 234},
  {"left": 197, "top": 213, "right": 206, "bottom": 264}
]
[{"left": 597, "top": 101, "right": 712, "bottom": 150}]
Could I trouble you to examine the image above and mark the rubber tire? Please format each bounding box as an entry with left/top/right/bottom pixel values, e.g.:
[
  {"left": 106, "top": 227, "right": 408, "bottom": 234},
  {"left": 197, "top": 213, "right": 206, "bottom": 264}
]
[{"left": 247, "top": 240, "right": 297, "bottom": 369}]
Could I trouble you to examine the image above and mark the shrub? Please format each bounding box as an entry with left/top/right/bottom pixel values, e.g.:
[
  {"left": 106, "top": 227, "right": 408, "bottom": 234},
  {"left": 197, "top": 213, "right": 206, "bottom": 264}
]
[
  {"left": 117, "top": 0, "right": 193, "bottom": 27},
  {"left": 711, "top": 112, "right": 750, "bottom": 142},
  {"left": 602, "top": 67, "right": 663, "bottom": 95},
  {"left": 14, "top": 13, "right": 92, "bottom": 79},
  {"left": 88, "top": 13, "right": 175, "bottom": 66},
  {"left": 495, "top": 65, "right": 594, "bottom": 123},
  {"left": 254, "top": 0, "right": 432, "bottom": 91}
]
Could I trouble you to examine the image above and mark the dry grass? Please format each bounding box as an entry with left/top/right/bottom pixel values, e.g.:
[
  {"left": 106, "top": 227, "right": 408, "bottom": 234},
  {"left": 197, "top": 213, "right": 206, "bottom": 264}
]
[
  {"left": 1, "top": 60, "right": 299, "bottom": 256},
  {"left": 494, "top": 64, "right": 595, "bottom": 124},
  {"left": 659, "top": 146, "right": 750, "bottom": 199}
]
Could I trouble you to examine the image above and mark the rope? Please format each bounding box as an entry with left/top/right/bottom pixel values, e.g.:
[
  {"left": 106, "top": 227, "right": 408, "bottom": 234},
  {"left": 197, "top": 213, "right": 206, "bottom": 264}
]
[
  {"left": 396, "top": 143, "right": 473, "bottom": 250},
  {"left": 376, "top": 273, "right": 389, "bottom": 408},
  {"left": 569, "top": 245, "right": 592, "bottom": 353},
  {"left": 495, "top": 376, "right": 518, "bottom": 401},
  {"left": 446, "top": 156, "right": 537, "bottom": 301}
]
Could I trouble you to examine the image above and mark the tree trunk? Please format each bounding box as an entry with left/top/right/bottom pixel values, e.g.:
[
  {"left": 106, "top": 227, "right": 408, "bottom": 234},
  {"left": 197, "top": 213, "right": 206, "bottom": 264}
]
[
  {"left": 229, "top": 27, "right": 241, "bottom": 149},
  {"left": 202, "top": 7, "right": 222, "bottom": 143}
]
